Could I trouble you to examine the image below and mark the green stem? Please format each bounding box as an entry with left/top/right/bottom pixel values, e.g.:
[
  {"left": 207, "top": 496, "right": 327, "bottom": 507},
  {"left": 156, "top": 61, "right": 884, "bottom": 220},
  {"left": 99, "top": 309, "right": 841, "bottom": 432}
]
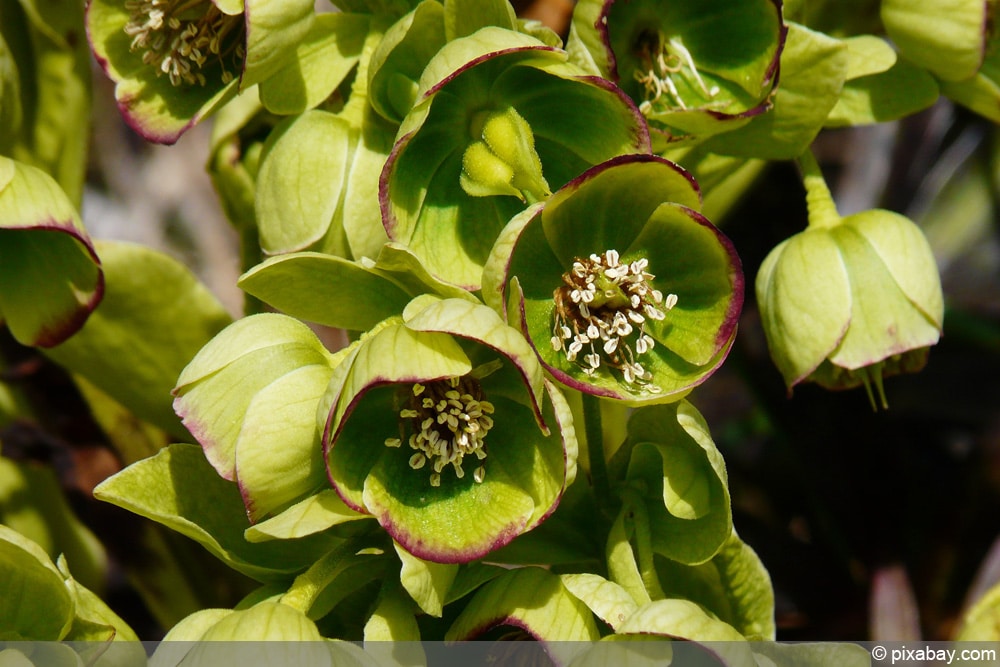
[
  {"left": 796, "top": 148, "right": 841, "bottom": 229},
  {"left": 581, "top": 392, "right": 612, "bottom": 511}
]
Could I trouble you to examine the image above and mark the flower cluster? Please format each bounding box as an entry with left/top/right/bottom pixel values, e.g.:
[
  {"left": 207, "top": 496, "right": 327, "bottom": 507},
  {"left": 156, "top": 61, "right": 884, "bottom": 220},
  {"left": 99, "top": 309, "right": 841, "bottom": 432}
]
[{"left": 552, "top": 250, "right": 677, "bottom": 391}]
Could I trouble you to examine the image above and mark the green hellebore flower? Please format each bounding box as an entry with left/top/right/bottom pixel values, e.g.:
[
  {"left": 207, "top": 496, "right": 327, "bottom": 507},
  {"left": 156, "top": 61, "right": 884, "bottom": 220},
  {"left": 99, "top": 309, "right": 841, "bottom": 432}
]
[
  {"left": 571, "top": 0, "right": 785, "bottom": 142},
  {"left": 86, "top": 0, "right": 313, "bottom": 143},
  {"left": 323, "top": 297, "right": 577, "bottom": 564},
  {"left": 483, "top": 155, "right": 743, "bottom": 405},
  {"left": 756, "top": 205, "right": 944, "bottom": 408},
  {"left": 380, "top": 26, "right": 651, "bottom": 290}
]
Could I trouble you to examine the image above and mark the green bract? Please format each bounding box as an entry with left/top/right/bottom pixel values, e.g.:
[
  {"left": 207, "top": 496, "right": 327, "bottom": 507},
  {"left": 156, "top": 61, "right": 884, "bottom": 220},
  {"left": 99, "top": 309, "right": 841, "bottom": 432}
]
[
  {"left": 86, "top": 0, "right": 314, "bottom": 143},
  {"left": 381, "top": 26, "right": 650, "bottom": 290},
  {"left": 756, "top": 189, "right": 944, "bottom": 407},
  {"left": 0, "top": 524, "right": 138, "bottom": 644},
  {"left": 0, "top": 157, "right": 103, "bottom": 348},
  {"left": 881, "top": 0, "right": 994, "bottom": 82},
  {"left": 173, "top": 314, "right": 340, "bottom": 521},
  {"left": 570, "top": 0, "right": 785, "bottom": 143},
  {"left": 484, "top": 155, "right": 743, "bottom": 405},
  {"left": 323, "top": 296, "right": 577, "bottom": 563}
]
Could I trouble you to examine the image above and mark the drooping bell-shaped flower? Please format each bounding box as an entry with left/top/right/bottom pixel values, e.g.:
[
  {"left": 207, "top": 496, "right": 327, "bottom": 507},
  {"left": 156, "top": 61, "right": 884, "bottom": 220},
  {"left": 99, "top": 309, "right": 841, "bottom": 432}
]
[
  {"left": 380, "top": 26, "right": 650, "bottom": 290},
  {"left": 483, "top": 155, "right": 743, "bottom": 404},
  {"left": 323, "top": 296, "right": 577, "bottom": 564},
  {"left": 756, "top": 152, "right": 944, "bottom": 408},
  {"left": 569, "top": 0, "right": 785, "bottom": 143}
]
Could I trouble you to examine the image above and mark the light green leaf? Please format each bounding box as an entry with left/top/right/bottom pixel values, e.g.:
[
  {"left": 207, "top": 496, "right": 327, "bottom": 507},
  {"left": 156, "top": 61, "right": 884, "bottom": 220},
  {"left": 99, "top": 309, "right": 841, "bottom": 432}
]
[
  {"left": 395, "top": 542, "right": 458, "bottom": 617},
  {"left": 259, "top": 13, "right": 369, "bottom": 115},
  {"left": 753, "top": 642, "right": 872, "bottom": 666},
  {"left": 369, "top": 1, "right": 447, "bottom": 123},
  {"left": 621, "top": 402, "right": 731, "bottom": 564},
  {"left": 941, "top": 58, "right": 1000, "bottom": 122},
  {"left": 826, "top": 55, "right": 939, "bottom": 127},
  {"left": 402, "top": 297, "right": 546, "bottom": 424},
  {"left": 245, "top": 490, "right": 370, "bottom": 542},
  {"left": 94, "top": 443, "right": 341, "bottom": 582},
  {"left": 560, "top": 573, "right": 639, "bottom": 631},
  {"left": 0, "top": 524, "right": 74, "bottom": 640},
  {"left": 605, "top": 507, "right": 650, "bottom": 606},
  {"left": 173, "top": 314, "right": 332, "bottom": 481},
  {"left": 256, "top": 111, "right": 352, "bottom": 254},
  {"left": 444, "top": 0, "right": 516, "bottom": 41},
  {"left": 445, "top": 562, "right": 507, "bottom": 603},
  {"left": 842, "top": 35, "right": 897, "bottom": 80},
  {"left": 45, "top": 241, "right": 231, "bottom": 438},
  {"left": 57, "top": 556, "right": 141, "bottom": 643},
  {"left": 372, "top": 243, "right": 481, "bottom": 303},
  {"left": 881, "top": 0, "right": 989, "bottom": 81},
  {"left": 235, "top": 365, "right": 333, "bottom": 521},
  {"left": 238, "top": 253, "right": 412, "bottom": 331},
  {"left": 364, "top": 586, "right": 425, "bottom": 651},
  {"left": 654, "top": 531, "right": 775, "bottom": 640},
  {"left": 617, "top": 599, "right": 754, "bottom": 664},
  {"left": 241, "top": 0, "right": 315, "bottom": 90},
  {"left": 446, "top": 566, "right": 600, "bottom": 643},
  {"left": 705, "top": 22, "right": 848, "bottom": 159}
]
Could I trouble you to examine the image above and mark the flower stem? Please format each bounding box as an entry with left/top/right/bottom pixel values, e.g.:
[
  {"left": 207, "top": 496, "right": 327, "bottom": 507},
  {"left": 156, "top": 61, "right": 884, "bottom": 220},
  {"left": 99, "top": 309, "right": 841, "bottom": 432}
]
[
  {"left": 796, "top": 148, "right": 841, "bottom": 229},
  {"left": 581, "top": 392, "right": 612, "bottom": 511}
]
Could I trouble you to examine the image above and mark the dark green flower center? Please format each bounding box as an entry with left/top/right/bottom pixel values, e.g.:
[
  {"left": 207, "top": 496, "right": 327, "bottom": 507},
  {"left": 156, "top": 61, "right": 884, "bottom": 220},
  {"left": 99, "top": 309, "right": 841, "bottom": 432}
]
[
  {"left": 384, "top": 376, "right": 495, "bottom": 487},
  {"left": 632, "top": 29, "right": 718, "bottom": 114},
  {"left": 552, "top": 249, "right": 676, "bottom": 390},
  {"left": 124, "top": 0, "right": 245, "bottom": 87}
]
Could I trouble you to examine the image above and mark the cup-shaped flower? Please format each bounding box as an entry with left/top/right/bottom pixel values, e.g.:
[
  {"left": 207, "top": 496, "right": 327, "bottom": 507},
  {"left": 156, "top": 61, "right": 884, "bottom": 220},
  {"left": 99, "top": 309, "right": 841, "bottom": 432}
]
[
  {"left": 323, "top": 296, "right": 577, "bottom": 564},
  {"left": 87, "top": 0, "right": 313, "bottom": 143},
  {"left": 572, "top": 0, "right": 785, "bottom": 142},
  {"left": 380, "top": 26, "right": 650, "bottom": 290},
  {"left": 483, "top": 155, "right": 743, "bottom": 405},
  {"left": 756, "top": 207, "right": 944, "bottom": 407}
]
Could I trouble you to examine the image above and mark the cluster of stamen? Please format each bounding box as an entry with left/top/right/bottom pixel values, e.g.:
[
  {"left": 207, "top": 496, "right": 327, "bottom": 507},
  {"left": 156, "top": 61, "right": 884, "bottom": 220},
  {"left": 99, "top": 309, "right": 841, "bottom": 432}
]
[
  {"left": 633, "top": 32, "right": 719, "bottom": 114},
  {"left": 384, "top": 377, "right": 495, "bottom": 487},
  {"left": 551, "top": 250, "right": 677, "bottom": 391},
  {"left": 124, "top": 0, "right": 245, "bottom": 87}
]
